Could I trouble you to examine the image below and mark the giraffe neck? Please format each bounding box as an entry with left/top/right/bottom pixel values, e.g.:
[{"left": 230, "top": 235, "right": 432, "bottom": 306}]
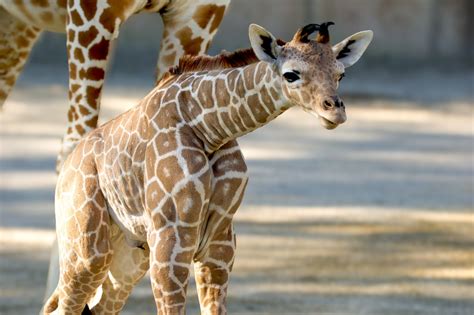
[{"left": 179, "top": 61, "right": 291, "bottom": 152}]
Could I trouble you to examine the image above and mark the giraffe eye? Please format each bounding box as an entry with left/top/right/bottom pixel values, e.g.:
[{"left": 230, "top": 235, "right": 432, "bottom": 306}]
[
  {"left": 283, "top": 71, "right": 300, "bottom": 83},
  {"left": 338, "top": 73, "right": 345, "bottom": 81}
]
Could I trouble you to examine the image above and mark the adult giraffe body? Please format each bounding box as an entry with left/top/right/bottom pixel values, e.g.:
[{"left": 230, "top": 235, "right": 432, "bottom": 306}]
[
  {"left": 43, "top": 23, "right": 372, "bottom": 314},
  {"left": 0, "top": 0, "right": 230, "bottom": 169}
]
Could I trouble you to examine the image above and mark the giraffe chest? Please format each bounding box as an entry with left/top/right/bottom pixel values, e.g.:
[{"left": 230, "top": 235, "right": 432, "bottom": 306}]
[{"left": 94, "top": 130, "right": 212, "bottom": 245}]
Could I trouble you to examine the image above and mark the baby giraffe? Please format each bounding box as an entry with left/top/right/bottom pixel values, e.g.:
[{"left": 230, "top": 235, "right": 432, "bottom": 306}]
[{"left": 43, "top": 22, "right": 372, "bottom": 314}]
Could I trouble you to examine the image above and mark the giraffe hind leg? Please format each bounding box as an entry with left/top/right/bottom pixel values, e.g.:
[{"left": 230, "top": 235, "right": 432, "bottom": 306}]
[
  {"left": 43, "top": 150, "right": 113, "bottom": 314},
  {"left": 89, "top": 226, "right": 149, "bottom": 314},
  {"left": 43, "top": 221, "right": 113, "bottom": 314},
  {"left": 46, "top": 229, "right": 113, "bottom": 312},
  {"left": 0, "top": 7, "right": 41, "bottom": 108}
]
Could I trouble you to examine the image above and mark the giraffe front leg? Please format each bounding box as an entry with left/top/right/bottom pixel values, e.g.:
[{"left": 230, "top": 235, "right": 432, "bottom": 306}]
[
  {"left": 156, "top": 0, "right": 231, "bottom": 79},
  {"left": 146, "top": 170, "right": 213, "bottom": 314},
  {"left": 148, "top": 224, "right": 198, "bottom": 315},
  {"left": 57, "top": 0, "right": 133, "bottom": 171},
  {"left": 0, "top": 7, "right": 41, "bottom": 108},
  {"left": 194, "top": 140, "right": 248, "bottom": 314},
  {"left": 194, "top": 225, "right": 236, "bottom": 315}
]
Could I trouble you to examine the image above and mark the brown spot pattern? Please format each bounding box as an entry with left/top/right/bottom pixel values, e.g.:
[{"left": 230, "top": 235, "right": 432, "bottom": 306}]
[
  {"left": 89, "top": 38, "right": 109, "bottom": 60},
  {"left": 176, "top": 26, "right": 204, "bottom": 55}
]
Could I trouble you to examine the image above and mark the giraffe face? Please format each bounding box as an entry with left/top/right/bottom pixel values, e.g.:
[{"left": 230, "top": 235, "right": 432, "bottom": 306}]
[
  {"left": 278, "top": 41, "right": 346, "bottom": 130},
  {"left": 249, "top": 23, "right": 373, "bottom": 130}
]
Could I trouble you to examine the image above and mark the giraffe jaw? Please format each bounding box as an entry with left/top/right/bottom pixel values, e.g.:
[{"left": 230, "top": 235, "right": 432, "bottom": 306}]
[
  {"left": 305, "top": 109, "right": 340, "bottom": 130},
  {"left": 319, "top": 116, "right": 339, "bottom": 130},
  {"left": 301, "top": 104, "right": 345, "bottom": 130}
]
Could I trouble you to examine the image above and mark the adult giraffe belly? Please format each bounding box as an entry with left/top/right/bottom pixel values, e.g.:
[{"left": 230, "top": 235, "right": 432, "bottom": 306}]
[
  {"left": 1, "top": 0, "right": 67, "bottom": 32},
  {"left": 0, "top": 0, "right": 171, "bottom": 33}
]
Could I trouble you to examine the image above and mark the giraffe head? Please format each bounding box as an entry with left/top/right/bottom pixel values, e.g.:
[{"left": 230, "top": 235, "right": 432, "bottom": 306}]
[{"left": 249, "top": 23, "right": 373, "bottom": 129}]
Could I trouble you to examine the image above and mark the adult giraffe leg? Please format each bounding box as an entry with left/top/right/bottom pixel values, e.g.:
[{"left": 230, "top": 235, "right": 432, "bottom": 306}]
[
  {"left": 156, "top": 0, "right": 231, "bottom": 79},
  {"left": 0, "top": 7, "right": 41, "bottom": 108},
  {"left": 56, "top": 0, "right": 135, "bottom": 171},
  {"left": 88, "top": 226, "right": 150, "bottom": 314},
  {"left": 194, "top": 140, "right": 248, "bottom": 315}
]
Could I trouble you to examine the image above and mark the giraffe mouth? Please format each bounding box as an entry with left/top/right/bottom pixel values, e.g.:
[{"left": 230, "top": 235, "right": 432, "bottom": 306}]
[
  {"left": 319, "top": 116, "right": 338, "bottom": 130},
  {"left": 306, "top": 108, "right": 342, "bottom": 130}
]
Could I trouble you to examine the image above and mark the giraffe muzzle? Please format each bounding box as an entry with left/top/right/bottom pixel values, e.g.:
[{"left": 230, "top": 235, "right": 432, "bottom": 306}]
[{"left": 318, "top": 96, "right": 346, "bottom": 129}]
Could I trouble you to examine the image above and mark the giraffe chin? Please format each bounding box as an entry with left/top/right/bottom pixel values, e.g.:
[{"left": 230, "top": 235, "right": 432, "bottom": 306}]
[
  {"left": 305, "top": 109, "right": 339, "bottom": 130},
  {"left": 319, "top": 116, "right": 339, "bottom": 130}
]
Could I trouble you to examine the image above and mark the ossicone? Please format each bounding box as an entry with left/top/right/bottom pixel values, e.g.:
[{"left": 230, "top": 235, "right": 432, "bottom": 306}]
[
  {"left": 292, "top": 24, "right": 320, "bottom": 43},
  {"left": 316, "top": 22, "right": 334, "bottom": 44},
  {"left": 292, "top": 22, "right": 335, "bottom": 44}
]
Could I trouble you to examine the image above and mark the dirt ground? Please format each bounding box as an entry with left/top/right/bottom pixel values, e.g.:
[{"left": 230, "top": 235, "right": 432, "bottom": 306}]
[{"left": 0, "top": 68, "right": 473, "bottom": 314}]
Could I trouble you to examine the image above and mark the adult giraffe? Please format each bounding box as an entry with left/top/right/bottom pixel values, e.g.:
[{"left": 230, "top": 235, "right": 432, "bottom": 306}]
[
  {"left": 43, "top": 22, "right": 373, "bottom": 314},
  {"left": 0, "top": 0, "right": 230, "bottom": 170}
]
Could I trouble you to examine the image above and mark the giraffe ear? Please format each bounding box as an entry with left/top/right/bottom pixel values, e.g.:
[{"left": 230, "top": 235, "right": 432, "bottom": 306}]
[
  {"left": 332, "top": 30, "right": 373, "bottom": 68},
  {"left": 249, "top": 24, "right": 281, "bottom": 63}
]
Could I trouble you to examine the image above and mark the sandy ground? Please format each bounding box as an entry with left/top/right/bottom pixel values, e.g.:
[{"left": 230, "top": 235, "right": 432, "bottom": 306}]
[{"left": 0, "top": 70, "right": 473, "bottom": 314}]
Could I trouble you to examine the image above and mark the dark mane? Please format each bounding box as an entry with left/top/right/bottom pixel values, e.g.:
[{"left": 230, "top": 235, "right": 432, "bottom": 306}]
[
  {"left": 172, "top": 48, "right": 258, "bottom": 75},
  {"left": 156, "top": 40, "right": 287, "bottom": 87}
]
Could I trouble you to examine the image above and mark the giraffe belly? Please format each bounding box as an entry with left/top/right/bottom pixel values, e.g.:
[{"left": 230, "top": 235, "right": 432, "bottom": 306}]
[
  {"left": 106, "top": 201, "right": 149, "bottom": 247},
  {"left": 1, "top": 0, "right": 67, "bottom": 32},
  {"left": 99, "top": 175, "right": 150, "bottom": 247}
]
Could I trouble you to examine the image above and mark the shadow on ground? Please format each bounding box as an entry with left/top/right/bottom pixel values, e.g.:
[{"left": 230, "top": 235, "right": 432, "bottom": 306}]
[{"left": 0, "top": 72, "right": 473, "bottom": 314}]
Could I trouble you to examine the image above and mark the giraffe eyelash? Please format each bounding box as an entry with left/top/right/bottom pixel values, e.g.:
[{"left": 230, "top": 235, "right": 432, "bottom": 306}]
[{"left": 338, "top": 73, "right": 345, "bottom": 81}]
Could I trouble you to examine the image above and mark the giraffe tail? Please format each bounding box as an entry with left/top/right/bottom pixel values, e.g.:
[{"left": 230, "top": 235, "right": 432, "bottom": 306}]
[
  {"left": 41, "top": 290, "right": 59, "bottom": 315},
  {"left": 40, "top": 237, "right": 60, "bottom": 314}
]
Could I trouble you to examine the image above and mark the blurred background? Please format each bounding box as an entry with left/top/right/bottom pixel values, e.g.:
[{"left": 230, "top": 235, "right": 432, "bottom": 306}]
[
  {"left": 22, "top": 0, "right": 474, "bottom": 102},
  {"left": 31, "top": 0, "right": 474, "bottom": 69},
  {"left": 1, "top": 0, "right": 473, "bottom": 314}
]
